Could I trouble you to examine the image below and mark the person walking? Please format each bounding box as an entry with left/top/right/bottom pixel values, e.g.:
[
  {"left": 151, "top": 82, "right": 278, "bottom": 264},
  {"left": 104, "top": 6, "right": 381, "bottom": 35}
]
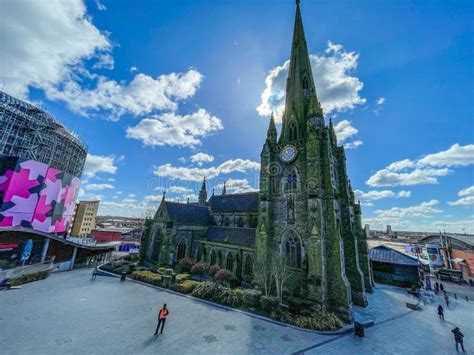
[
  {"left": 435, "top": 282, "right": 439, "bottom": 295},
  {"left": 154, "top": 304, "right": 169, "bottom": 335},
  {"left": 445, "top": 293, "right": 450, "bottom": 308},
  {"left": 440, "top": 283, "right": 444, "bottom": 293},
  {"left": 437, "top": 305, "right": 444, "bottom": 320},
  {"left": 452, "top": 327, "right": 465, "bottom": 352}
]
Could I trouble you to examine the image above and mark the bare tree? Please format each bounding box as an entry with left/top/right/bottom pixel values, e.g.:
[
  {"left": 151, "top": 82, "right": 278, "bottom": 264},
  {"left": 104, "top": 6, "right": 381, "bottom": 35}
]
[
  {"left": 254, "top": 258, "right": 273, "bottom": 297},
  {"left": 272, "top": 253, "right": 290, "bottom": 304}
]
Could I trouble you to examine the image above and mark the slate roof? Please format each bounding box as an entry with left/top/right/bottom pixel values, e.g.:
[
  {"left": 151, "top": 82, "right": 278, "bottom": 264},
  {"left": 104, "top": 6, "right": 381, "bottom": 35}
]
[
  {"left": 370, "top": 245, "right": 420, "bottom": 266},
  {"left": 208, "top": 192, "right": 259, "bottom": 213},
  {"left": 204, "top": 226, "right": 256, "bottom": 247},
  {"left": 165, "top": 202, "right": 211, "bottom": 226}
]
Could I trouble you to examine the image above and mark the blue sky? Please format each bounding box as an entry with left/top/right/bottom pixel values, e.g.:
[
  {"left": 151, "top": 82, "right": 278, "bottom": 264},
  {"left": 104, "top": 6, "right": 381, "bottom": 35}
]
[{"left": 1, "top": 0, "right": 473, "bottom": 233}]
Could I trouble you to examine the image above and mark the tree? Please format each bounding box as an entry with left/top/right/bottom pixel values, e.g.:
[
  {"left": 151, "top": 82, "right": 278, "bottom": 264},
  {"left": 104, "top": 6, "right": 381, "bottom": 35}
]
[
  {"left": 253, "top": 258, "right": 273, "bottom": 297},
  {"left": 214, "top": 269, "right": 233, "bottom": 285},
  {"left": 272, "top": 253, "right": 290, "bottom": 304}
]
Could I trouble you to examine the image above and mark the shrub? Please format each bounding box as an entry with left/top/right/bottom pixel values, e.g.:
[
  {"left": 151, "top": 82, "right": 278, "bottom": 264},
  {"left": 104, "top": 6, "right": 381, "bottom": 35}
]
[
  {"left": 158, "top": 267, "right": 166, "bottom": 274},
  {"left": 191, "top": 282, "right": 242, "bottom": 307},
  {"left": 9, "top": 270, "right": 49, "bottom": 286},
  {"left": 214, "top": 269, "right": 233, "bottom": 284},
  {"left": 269, "top": 308, "right": 343, "bottom": 331},
  {"left": 178, "top": 280, "right": 200, "bottom": 294},
  {"left": 178, "top": 257, "right": 194, "bottom": 272},
  {"left": 260, "top": 296, "right": 279, "bottom": 313},
  {"left": 131, "top": 271, "right": 161, "bottom": 285},
  {"left": 209, "top": 264, "right": 220, "bottom": 277},
  {"left": 288, "top": 297, "right": 314, "bottom": 315},
  {"left": 128, "top": 264, "right": 136, "bottom": 274},
  {"left": 175, "top": 273, "right": 190, "bottom": 283},
  {"left": 229, "top": 275, "right": 240, "bottom": 289},
  {"left": 191, "top": 262, "right": 208, "bottom": 279},
  {"left": 242, "top": 289, "right": 262, "bottom": 308}
]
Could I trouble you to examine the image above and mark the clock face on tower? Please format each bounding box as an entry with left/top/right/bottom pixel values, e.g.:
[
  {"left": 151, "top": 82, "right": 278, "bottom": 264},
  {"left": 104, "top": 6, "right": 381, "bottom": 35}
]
[{"left": 280, "top": 145, "right": 297, "bottom": 163}]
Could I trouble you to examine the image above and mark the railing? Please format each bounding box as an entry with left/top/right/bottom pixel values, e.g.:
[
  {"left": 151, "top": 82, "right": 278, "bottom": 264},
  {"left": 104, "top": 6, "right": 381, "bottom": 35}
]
[{"left": 0, "top": 257, "right": 55, "bottom": 283}]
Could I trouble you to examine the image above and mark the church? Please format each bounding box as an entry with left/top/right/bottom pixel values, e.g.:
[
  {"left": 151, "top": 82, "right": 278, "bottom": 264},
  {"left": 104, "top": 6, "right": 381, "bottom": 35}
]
[{"left": 140, "top": 1, "right": 373, "bottom": 320}]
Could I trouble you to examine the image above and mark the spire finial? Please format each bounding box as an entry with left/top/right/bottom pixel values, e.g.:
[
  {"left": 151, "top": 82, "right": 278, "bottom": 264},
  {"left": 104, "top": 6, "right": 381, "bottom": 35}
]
[
  {"left": 222, "top": 181, "right": 227, "bottom": 195},
  {"left": 162, "top": 191, "right": 166, "bottom": 201},
  {"left": 296, "top": 0, "right": 300, "bottom": 6}
]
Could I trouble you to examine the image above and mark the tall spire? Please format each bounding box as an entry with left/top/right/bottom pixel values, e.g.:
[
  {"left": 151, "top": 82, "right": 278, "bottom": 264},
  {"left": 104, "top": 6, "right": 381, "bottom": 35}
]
[
  {"left": 280, "top": 0, "right": 323, "bottom": 143},
  {"left": 198, "top": 177, "right": 207, "bottom": 205},
  {"left": 266, "top": 112, "right": 277, "bottom": 144},
  {"left": 222, "top": 181, "right": 227, "bottom": 195}
]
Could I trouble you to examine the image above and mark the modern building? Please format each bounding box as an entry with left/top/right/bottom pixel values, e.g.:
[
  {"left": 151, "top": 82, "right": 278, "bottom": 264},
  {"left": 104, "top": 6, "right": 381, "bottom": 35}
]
[
  {"left": 421, "top": 234, "right": 474, "bottom": 282},
  {"left": 370, "top": 245, "right": 420, "bottom": 287},
  {"left": 140, "top": 1, "right": 372, "bottom": 321},
  {"left": 70, "top": 200, "right": 100, "bottom": 237},
  {"left": 0, "top": 90, "right": 87, "bottom": 177},
  {"left": 0, "top": 91, "right": 89, "bottom": 272}
]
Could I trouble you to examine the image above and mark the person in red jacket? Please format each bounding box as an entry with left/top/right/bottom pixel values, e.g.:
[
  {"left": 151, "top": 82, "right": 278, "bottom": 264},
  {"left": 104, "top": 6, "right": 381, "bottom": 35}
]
[{"left": 154, "top": 304, "right": 169, "bottom": 335}]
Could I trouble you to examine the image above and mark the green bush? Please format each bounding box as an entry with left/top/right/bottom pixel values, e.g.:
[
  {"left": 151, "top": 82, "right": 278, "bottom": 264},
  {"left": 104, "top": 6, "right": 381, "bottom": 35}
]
[
  {"left": 178, "top": 280, "right": 200, "bottom": 294},
  {"left": 214, "top": 269, "right": 232, "bottom": 284},
  {"left": 242, "top": 289, "right": 262, "bottom": 308},
  {"left": 191, "top": 282, "right": 242, "bottom": 307},
  {"left": 131, "top": 270, "right": 161, "bottom": 284},
  {"left": 128, "top": 264, "right": 136, "bottom": 274},
  {"left": 178, "top": 257, "right": 194, "bottom": 272},
  {"left": 9, "top": 270, "right": 49, "bottom": 286},
  {"left": 175, "top": 273, "right": 190, "bottom": 283},
  {"left": 260, "top": 296, "right": 279, "bottom": 313},
  {"left": 190, "top": 262, "right": 208, "bottom": 279},
  {"left": 270, "top": 308, "right": 343, "bottom": 331},
  {"left": 287, "top": 297, "right": 315, "bottom": 315}
]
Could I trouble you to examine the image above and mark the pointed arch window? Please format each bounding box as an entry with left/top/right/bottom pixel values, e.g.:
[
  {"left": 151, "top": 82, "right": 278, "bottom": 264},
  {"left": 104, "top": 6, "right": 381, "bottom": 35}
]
[
  {"left": 285, "top": 232, "right": 302, "bottom": 268},
  {"left": 177, "top": 240, "right": 187, "bottom": 260},
  {"left": 302, "top": 76, "right": 309, "bottom": 90},
  {"left": 244, "top": 255, "right": 253, "bottom": 276},
  {"left": 236, "top": 216, "right": 244, "bottom": 228},
  {"left": 226, "top": 252, "right": 234, "bottom": 271},
  {"left": 285, "top": 170, "right": 298, "bottom": 192},
  {"left": 210, "top": 249, "right": 217, "bottom": 266},
  {"left": 288, "top": 122, "right": 298, "bottom": 141},
  {"left": 224, "top": 217, "right": 231, "bottom": 227}
]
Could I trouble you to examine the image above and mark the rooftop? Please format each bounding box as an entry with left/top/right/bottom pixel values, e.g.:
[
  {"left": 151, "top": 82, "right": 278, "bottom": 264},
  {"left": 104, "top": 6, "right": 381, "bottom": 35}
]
[{"left": 208, "top": 192, "right": 259, "bottom": 213}]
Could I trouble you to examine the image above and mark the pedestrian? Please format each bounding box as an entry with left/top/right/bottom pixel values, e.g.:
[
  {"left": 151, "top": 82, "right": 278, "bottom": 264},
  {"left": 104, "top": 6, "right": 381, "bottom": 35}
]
[
  {"left": 452, "top": 327, "right": 465, "bottom": 352},
  {"left": 445, "top": 293, "right": 450, "bottom": 308},
  {"left": 91, "top": 267, "right": 97, "bottom": 280},
  {"left": 437, "top": 305, "right": 444, "bottom": 320},
  {"left": 154, "top": 304, "right": 169, "bottom": 335},
  {"left": 435, "top": 282, "right": 439, "bottom": 295},
  {"left": 440, "top": 283, "right": 444, "bottom": 292}
]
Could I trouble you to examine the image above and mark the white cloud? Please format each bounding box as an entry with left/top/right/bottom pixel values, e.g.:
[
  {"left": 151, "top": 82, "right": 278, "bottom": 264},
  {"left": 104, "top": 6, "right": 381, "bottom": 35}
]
[
  {"left": 343, "top": 140, "right": 363, "bottom": 149},
  {"left": 418, "top": 144, "right": 474, "bottom": 167},
  {"left": 168, "top": 186, "right": 193, "bottom": 193},
  {"left": 144, "top": 195, "right": 163, "bottom": 203},
  {"left": 0, "top": 0, "right": 111, "bottom": 97},
  {"left": 333, "top": 120, "right": 358, "bottom": 143},
  {"left": 376, "top": 97, "right": 385, "bottom": 105},
  {"left": 130, "top": 66, "right": 138, "bottom": 72},
  {"left": 95, "top": 0, "right": 106, "bottom": 11},
  {"left": 47, "top": 69, "right": 204, "bottom": 119},
  {"left": 83, "top": 154, "right": 119, "bottom": 178},
  {"left": 85, "top": 183, "right": 114, "bottom": 191},
  {"left": 99, "top": 200, "right": 155, "bottom": 218},
  {"left": 449, "top": 185, "right": 474, "bottom": 206},
  {"left": 92, "top": 53, "right": 114, "bottom": 70},
  {"left": 366, "top": 144, "right": 474, "bottom": 187},
  {"left": 190, "top": 153, "right": 214, "bottom": 165},
  {"left": 363, "top": 216, "right": 474, "bottom": 234},
  {"left": 126, "top": 109, "right": 223, "bottom": 147},
  {"left": 214, "top": 179, "right": 258, "bottom": 194},
  {"left": 373, "top": 200, "right": 442, "bottom": 219},
  {"left": 154, "top": 159, "right": 260, "bottom": 182},
  {"left": 122, "top": 198, "right": 136, "bottom": 203},
  {"left": 354, "top": 189, "right": 411, "bottom": 203},
  {"left": 257, "top": 41, "right": 365, "bottom": 122},
  {"left": 128, "top": 193, "right": 136, "bottom": 198}
]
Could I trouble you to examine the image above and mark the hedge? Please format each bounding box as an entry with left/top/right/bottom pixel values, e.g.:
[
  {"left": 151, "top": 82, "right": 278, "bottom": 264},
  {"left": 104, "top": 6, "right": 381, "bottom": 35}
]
[
  {"left": 178, "top": 280, "right": 200, "bottom": 294},
  {"left": 9, "top": 270, "right": 49, "bottom": 286},
  {"left": 131, "top": 270, "right": 162, "bottom": 285}
]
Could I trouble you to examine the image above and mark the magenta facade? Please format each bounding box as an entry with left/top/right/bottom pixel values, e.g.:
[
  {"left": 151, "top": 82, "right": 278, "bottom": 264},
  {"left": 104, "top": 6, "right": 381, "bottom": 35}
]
[{"left": 0, "top": 155, "right": 81, "bottom": 234}]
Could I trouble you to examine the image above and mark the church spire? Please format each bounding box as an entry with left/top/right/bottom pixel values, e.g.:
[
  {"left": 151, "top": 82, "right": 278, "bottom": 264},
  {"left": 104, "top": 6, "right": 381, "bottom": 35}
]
[
  {"left": 266, "top": 112, "right": 277, "bottom": 144},
  {"left": 281, "top": 0, "right": 323, "bottom": 142},
  {"left": 222, "top": 181, "right": 227, "bottom": 195},
  {"left": 198, "top": 177, "right": 207, "bottom": 205}
]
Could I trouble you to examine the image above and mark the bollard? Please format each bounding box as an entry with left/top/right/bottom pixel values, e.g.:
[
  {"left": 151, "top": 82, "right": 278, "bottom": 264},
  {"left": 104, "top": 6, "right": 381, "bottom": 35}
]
[
  {"left": 120, "top": 272, "right": 126, "bottom": 282},
  {"left": 354, "top": 322, "right": 364, "bottom": 337}
]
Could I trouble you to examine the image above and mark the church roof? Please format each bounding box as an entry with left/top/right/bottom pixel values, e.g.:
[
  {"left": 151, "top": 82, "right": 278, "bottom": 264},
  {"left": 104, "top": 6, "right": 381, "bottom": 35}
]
[
  {"left": 208, "top": 192, "right": 259, "bottom": 213},
  {"left": 204, "top": 226, "right": 256, "bottom": 247},
  {"left": 370, "top": 245, "right": 420, "bottom": 266},
  {"left": 164, "top": 201, "right": 211, "bottom": 226}
]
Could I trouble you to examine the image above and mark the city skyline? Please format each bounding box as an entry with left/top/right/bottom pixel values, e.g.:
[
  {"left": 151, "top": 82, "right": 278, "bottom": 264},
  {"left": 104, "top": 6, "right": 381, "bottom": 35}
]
[{"left": 1, "top": 0, "right": 473, "bottom": 233}]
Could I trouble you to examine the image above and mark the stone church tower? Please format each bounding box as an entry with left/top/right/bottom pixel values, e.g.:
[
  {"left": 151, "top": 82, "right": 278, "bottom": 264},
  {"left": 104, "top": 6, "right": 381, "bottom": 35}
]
[{"left": 256, "top": 1, "right": 372, "bottom": 321}]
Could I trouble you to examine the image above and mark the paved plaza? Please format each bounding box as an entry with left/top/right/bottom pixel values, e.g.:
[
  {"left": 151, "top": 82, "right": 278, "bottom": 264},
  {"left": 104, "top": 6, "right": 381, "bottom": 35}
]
[{"left": 0, "top": 269, "right": 472, "bottom": 354}]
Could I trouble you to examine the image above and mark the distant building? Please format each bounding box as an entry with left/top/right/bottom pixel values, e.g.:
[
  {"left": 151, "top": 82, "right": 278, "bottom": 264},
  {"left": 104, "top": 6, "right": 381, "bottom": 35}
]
[
  {"left": 70, "top": 201, "right": 100, "bottom": 237},
  {"left": 91, "top": 227, "right": 140, "bottom": 243},
  {"left": 370, "top": 245, "right": 420, "bottom": 287},
  {"left": 421, "top": 234, "right": 474, "bottom": 282}
]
